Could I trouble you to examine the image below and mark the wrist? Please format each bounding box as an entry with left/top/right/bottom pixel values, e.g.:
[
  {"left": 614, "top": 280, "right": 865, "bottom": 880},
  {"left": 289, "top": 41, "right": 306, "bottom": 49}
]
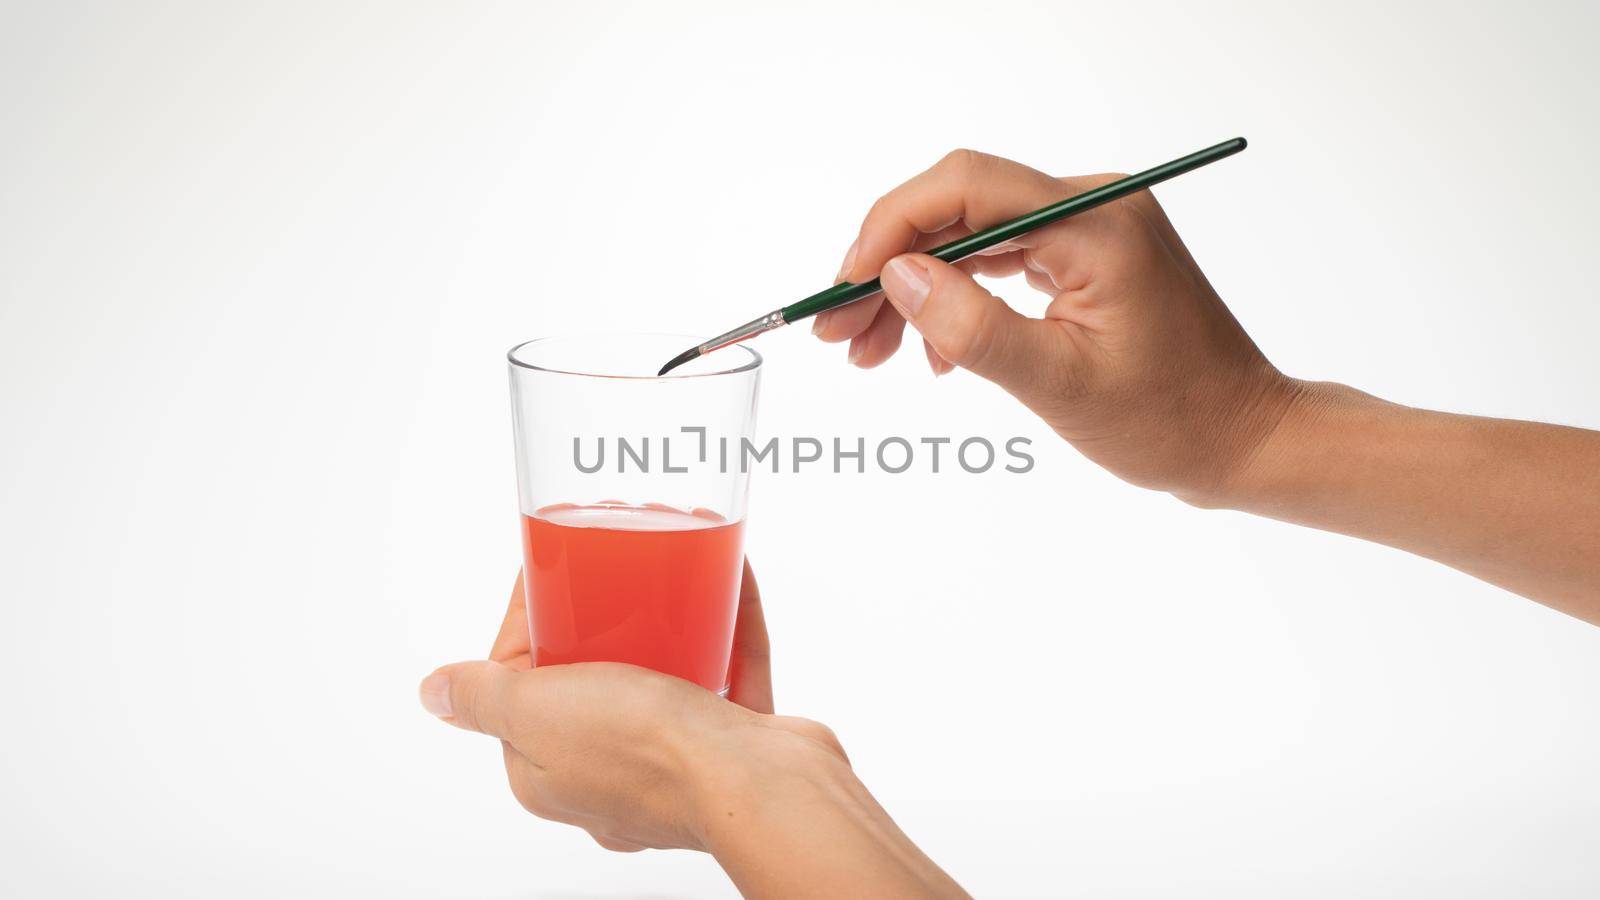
[
  {"left": 1169, "top": 367, "right": 1312, "bottom": 509},
  {"left": 682, "top": 717, "right": 856, "bottom": 856},
  {"left": 683, "top": 716, "right": 971, "bottom": 898},
  {"left": 1204, "top": 378, "right": 1368, "bottom": 514}
]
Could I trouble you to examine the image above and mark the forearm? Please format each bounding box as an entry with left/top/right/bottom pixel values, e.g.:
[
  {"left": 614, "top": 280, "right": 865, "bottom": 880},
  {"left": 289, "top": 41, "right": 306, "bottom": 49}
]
[
  {"left": 1224, "top": 381, "right": 1600, "bottom": 621},
  {"left": 695, "top": 735, "right": 968, "bottom": 899}
]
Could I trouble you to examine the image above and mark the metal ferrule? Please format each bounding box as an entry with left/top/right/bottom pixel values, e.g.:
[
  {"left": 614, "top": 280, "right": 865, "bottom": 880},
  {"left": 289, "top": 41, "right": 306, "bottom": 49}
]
[{"left": 699, "top": 309, "right": 788, "bottom": 354}]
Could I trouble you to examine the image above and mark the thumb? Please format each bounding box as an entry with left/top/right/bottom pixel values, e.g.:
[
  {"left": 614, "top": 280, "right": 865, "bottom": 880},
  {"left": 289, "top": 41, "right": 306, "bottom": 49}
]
[
  {"left": 419, "top": 660, "right": 524, "bottom": 738},
  {"left": 879, "top": 253, "right": 1070, "bottom": 399}
]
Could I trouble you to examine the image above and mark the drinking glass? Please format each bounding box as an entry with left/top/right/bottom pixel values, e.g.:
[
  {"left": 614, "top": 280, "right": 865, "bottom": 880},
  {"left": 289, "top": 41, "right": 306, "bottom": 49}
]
[{"left": 507, "top": 334, "right": 761, "bottom": 694}]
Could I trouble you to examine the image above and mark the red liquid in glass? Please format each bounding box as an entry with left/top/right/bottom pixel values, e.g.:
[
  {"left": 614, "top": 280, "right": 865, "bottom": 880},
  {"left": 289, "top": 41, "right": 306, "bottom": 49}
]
[{"left": 521, "top": 503, "right": 746, "bottom": 692}]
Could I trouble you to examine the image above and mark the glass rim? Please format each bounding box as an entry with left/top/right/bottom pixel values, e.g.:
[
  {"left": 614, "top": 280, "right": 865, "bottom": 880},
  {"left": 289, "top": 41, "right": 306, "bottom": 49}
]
[{"left": 507, "top": 333, "right": 763, "bottom": 381}]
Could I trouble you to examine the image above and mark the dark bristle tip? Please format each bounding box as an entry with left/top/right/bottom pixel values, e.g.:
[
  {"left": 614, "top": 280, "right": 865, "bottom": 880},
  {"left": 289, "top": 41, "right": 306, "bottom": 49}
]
[{"left": 657, "top": 348, "right": 699, "bottom": 376}]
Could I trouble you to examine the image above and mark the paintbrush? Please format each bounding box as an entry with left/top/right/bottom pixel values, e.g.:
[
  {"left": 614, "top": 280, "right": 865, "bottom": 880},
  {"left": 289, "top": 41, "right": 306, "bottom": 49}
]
[{"left": 658, "top": 137, "right": 1247, "bottom": 375}]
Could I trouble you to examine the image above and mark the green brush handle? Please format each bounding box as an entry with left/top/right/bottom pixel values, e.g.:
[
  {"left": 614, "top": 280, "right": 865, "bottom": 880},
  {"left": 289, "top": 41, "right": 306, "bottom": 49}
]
[{"left": 781, "top": 137, "right": 1246, "bottom": 323}]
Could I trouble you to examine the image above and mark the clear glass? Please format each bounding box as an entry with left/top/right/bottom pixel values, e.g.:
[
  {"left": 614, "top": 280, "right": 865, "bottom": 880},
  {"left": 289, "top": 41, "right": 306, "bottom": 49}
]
[{"left": 507, "top": 334, "right": 762, "bottom": 694}]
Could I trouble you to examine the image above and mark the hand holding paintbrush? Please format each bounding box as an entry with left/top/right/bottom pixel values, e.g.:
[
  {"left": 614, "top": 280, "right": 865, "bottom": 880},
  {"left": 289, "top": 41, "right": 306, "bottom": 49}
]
[
  {"left": 659, "top": 138, "right": 1246, "bottom": 375},
  {"left": 789, "top": 142, "right": 1288, "bottom": 506}
]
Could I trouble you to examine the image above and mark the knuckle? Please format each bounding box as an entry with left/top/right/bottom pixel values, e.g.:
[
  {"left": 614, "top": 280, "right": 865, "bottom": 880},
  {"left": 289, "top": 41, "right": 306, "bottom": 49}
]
[
  {"left": 732, "top": 634, "right": 769, "bottom": 664},
  {"left": 939, "top": 148, "right": 998, "bottom": 188},
  {"left": 455, "top": 674, "right": 488, "bottom": 729},
  {"left": 938, "top": 147, "right": 982, "bottom": 171},
  {"left": 592, "top": 833, "right": 646, "bottom": 853},
  {"left": 492, "top": 669, "right": 550, "bottom": 746},
  {"left": 1104, "top": 197, "right": 1140, "bottom": 225},
  {"left": 508, "top": 776, "right": 552, "bottom": 818},
  {"left": 1095, "top": 195, "right": 1151, "bottom": 238},
  {"left": 864, "top": 192, "right": 895, "bottom": 223},
  {"left": 793, "top": 717, "right": 848, "bottom": 761}
]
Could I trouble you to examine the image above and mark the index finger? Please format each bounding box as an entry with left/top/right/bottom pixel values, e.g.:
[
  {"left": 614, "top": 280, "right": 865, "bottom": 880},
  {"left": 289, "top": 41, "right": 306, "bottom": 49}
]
[{"left": 840, "top": 149, "right": 1072, "bottom": 285}]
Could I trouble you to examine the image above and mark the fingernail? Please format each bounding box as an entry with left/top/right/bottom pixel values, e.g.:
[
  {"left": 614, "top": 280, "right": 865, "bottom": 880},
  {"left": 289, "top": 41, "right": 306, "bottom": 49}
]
[
  {"left": 883, "top": 257, "right": 931, "bottom": 317},
  {"left": 419, "top": 671, "right": 453, "bottom": 718},
  {"left": 811, "top": 312, "right": 828, "bottom": 336},
  {"left": 847, "top": 337, "right": 864, "bottom": 365},
  {"left": 835, "top": 239, "right": 859, "bottom": 283}
]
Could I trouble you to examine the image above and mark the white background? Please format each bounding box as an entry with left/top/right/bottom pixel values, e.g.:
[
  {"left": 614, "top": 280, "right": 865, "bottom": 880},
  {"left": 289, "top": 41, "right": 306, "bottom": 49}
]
[{"left": 4, "top": 1, "right": 1599, "bottom": 897}]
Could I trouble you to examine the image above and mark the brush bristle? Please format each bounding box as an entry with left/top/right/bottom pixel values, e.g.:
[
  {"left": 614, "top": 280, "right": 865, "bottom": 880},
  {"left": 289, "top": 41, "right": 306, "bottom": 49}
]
[{"left": 657, "top": 347, "right": 699, "bottom": 376}]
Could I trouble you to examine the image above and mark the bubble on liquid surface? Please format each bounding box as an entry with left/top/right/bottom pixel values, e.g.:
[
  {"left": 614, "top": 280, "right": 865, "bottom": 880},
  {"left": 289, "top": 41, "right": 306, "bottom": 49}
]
[{"left": 535, "top": 502, "right": 732, "bottom": 531}]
